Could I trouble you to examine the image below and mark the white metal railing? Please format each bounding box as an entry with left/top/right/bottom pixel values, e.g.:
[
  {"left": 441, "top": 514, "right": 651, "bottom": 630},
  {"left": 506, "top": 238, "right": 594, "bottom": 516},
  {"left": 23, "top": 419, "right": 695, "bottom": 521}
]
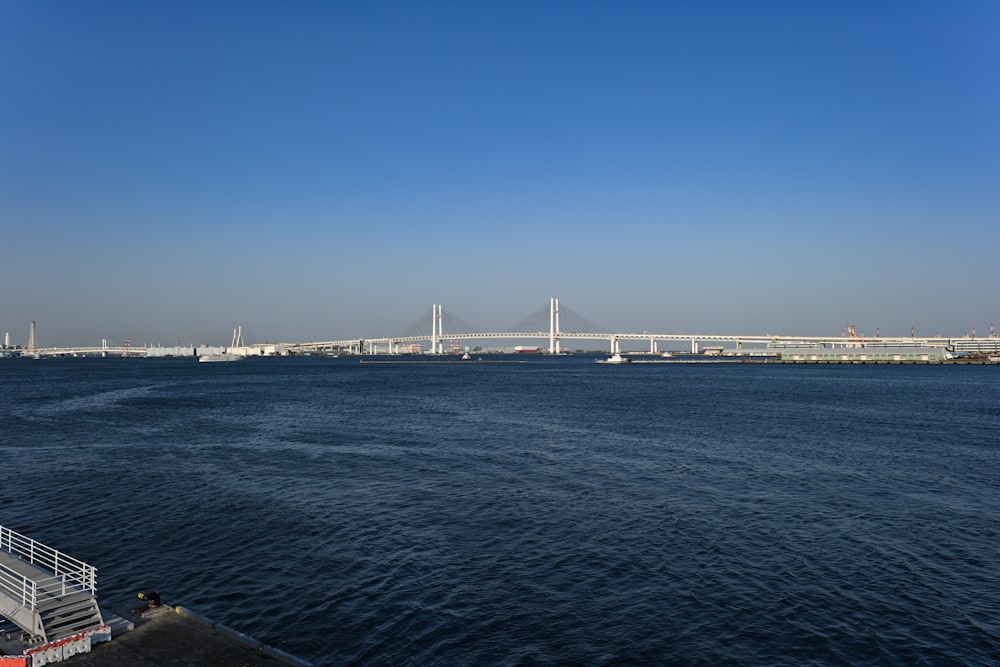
[{"left": 0, "top": 525, "right": 97, "bottom": 611}]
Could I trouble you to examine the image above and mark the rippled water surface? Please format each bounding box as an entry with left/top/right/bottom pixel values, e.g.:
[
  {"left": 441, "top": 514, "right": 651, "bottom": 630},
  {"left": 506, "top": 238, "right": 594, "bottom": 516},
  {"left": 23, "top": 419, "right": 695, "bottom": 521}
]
[{"left": 2, "top": 357, "right": 998, "bottom": 665}]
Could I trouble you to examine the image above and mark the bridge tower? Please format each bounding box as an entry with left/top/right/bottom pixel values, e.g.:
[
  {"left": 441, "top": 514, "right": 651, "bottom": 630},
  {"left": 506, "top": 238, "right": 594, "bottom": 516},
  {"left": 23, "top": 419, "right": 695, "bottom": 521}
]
[
  {"left": 437, "top": 305, "right": 444, "bottom": 353},
  {"left": 231, "top": 326, "right": 244, "bottom": 347},
  {"left": 430, "top": 304, "right": 444, "bottom": 354},
  {"left": 548, "top": 297, "right": 562, "bottom": 355},
  {"left": 27, "top": 320, "right": 38, "bottom": 356}
]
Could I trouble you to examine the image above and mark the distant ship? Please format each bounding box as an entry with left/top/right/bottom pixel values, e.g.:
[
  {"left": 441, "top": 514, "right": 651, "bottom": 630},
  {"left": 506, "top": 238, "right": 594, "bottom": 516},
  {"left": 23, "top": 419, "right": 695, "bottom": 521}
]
[
  {"left": 514, "top": 346, "right": 542, "bottom": 354},
  {"left": 595, "top": 353, "right": 631, "bottom": 364},
  {"left": 199, "top": 353, "right": 243, "bottom": 363}
]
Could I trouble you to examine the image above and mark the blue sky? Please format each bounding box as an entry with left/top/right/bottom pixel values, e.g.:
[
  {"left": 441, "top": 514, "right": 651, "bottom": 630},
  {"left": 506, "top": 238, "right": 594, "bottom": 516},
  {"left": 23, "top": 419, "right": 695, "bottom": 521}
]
[{"left": 2, "top": 1, "right": 998, "bottom": 347}]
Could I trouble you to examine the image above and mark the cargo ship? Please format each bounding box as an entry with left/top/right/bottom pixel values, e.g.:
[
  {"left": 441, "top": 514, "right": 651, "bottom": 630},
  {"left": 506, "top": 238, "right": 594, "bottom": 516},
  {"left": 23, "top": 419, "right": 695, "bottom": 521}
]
[{"left": 514, "top": 346, "right": 542, "bottom": 354}]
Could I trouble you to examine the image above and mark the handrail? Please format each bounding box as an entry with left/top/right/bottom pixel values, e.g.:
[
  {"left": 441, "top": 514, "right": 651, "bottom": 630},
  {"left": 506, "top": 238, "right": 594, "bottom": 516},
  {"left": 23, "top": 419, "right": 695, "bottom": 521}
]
[
  {"left": 0, "top": 561, "right": 33, "bottom": 607},
  {"left": 0, "top": 525, "right": 97, "bottom": 611}
]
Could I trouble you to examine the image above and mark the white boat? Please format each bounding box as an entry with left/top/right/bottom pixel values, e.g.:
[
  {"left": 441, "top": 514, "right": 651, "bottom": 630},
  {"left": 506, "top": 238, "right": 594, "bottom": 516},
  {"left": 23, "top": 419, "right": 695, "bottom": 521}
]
[
  {"left": 596, "top": 353, "right": 631, "bottom": 364},
  {"left": 199, "top": 353, "right": 243, "bottom": 363}
]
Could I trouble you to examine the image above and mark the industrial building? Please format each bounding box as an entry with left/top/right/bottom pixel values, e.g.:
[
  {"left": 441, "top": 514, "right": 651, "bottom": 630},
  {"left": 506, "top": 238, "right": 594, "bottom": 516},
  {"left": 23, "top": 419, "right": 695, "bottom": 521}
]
[
  {"left": 779, "top": 346, "right": 951, "bottom": 363},
  {"left": 145, "top": 346, "right": 198, "bottom": 358},
  {"left": 951, "top": 338, "right": 1000, "bottom": 354}
]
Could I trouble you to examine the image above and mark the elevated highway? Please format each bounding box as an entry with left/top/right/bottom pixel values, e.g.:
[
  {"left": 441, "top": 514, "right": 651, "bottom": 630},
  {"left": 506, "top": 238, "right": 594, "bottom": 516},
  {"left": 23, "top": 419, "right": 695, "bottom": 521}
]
[
  {"left": 281, "top": 298, "right": 972, "bottom": 355},
  {"left": 16, "top": 299, "right": 993, "bottom": 358},
  {"left": 281, "top": 300, "right": 969, "bottom": 355},
  {"left": 16, "top": 345, "right": 140, "bottom": 358},
  {"left": 282, "top": 331, "right": 962, "bottom": 355}
]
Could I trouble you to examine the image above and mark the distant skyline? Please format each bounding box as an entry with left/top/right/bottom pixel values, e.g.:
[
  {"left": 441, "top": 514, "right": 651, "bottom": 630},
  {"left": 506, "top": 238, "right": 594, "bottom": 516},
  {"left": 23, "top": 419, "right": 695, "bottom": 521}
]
[{"left": 2, "top": 1, "right": 998, "bottom": 347}]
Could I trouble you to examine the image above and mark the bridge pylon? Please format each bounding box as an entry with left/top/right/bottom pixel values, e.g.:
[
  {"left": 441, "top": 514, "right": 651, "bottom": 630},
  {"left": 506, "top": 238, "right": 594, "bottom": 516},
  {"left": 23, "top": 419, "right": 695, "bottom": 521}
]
[
  {"left": 430, "top": 304, "right": 444, "bottom": 354},
  {"left": 231, "top": 326, "right": 245, "bottom": 348},
  {"left": 549, "top": 298, "right": 562, "bottom": 355}
]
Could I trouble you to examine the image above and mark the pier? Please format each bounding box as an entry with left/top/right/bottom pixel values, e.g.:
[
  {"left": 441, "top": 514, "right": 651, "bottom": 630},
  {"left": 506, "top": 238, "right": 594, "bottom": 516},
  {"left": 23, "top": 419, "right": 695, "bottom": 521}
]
[
  {"left": 0, "top": 525, "right": 311, "bottom": 666},
  {"left": 0, "top": 526, "right": 105, "bottom": 647}
]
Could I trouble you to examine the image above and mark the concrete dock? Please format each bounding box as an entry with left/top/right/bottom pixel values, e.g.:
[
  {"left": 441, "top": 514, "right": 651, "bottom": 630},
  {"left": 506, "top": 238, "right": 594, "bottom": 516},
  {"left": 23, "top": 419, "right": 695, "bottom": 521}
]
[{"left": 1, "top": 602, "right": 312, "bottom": 667}]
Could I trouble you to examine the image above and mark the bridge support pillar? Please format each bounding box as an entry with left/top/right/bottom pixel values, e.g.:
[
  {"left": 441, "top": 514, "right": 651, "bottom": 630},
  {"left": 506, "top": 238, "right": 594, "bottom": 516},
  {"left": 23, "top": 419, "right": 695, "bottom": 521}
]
[
  {"left": 437, "top": 305, "right": 444, "bottom": 354},
  {"left": 650, "top": 338, "right": 658, "bottom": 354},
  {"left": 430, "top": 304, "right": 445, "bottom": 354},
  {"left": 692, "top": 339, "right": 699, "bottom": 354},
  {"left": 548, "top": 298, "right": 561, "bottom": 355}
]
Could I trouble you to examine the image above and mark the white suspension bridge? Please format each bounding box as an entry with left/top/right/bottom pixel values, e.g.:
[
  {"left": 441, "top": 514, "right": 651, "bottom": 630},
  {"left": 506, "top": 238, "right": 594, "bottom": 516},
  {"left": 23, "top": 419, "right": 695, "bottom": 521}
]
[
  {"left": 8, "top": 300, "right": 997, "bottom": 358},
  {"left": 283, "top": 299, "right": 987, "bottom": 356}
]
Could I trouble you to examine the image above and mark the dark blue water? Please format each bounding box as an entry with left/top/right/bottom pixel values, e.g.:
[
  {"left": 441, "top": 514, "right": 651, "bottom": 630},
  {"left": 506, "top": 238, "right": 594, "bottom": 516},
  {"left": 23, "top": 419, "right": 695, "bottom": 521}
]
[{"left": 1, "top": 357, "right": 998, "bottom": 665}]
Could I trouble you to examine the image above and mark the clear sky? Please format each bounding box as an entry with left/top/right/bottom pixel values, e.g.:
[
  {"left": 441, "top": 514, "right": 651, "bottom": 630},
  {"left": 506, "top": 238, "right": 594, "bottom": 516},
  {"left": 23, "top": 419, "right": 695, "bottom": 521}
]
[{"left": 2, "top": 1, "right": 998, "bottom": 347}]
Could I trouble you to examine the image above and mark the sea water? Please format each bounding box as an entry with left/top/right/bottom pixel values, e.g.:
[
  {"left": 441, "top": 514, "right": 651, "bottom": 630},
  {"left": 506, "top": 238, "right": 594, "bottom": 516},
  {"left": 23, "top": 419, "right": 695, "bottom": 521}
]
[{"left": 1, "top": 356, "right": 998, "bottom": 665}]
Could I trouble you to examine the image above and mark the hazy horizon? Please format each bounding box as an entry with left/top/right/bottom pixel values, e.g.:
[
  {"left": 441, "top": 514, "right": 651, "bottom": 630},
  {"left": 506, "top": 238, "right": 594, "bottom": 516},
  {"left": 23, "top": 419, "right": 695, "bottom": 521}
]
[{"left": 3, "top": 2, "right": 998, "bottom": 348}]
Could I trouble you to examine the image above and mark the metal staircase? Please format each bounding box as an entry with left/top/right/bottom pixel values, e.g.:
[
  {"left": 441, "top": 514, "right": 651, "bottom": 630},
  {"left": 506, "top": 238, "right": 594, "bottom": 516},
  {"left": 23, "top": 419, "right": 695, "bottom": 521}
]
[{"left": 0, "top": 525, "right": 105, "bottom": 644}]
